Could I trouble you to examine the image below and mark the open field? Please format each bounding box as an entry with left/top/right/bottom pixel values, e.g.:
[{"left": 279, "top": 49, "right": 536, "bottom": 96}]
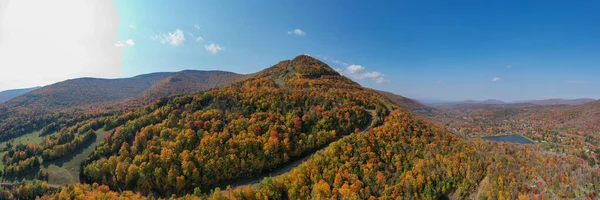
[
  {"left": 42, "top": 129, "right": 112, "bottom": 186},
  {"left": 0, "top": 129, "right": 112, "bottom": 185}
]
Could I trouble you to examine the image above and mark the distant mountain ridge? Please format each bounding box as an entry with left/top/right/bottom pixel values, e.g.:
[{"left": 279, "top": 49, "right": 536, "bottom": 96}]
[
  {"left": 427, "top": 98, "right": 595, "bottom": 106},
  {"left": 1, "top": 70, "right": 247, "bottom": 112},
  {"left": 2, "top": 72, "right": 172, "bottom": 110},
  {"left": 126, "top": 70, "right": 248, "bottom": 105},
  {"left": 428, "top": 99, "right": 507, "bottom": 106},
  {"left": 0, "top": 86, "right": 40, "bottom": 103},
  {"left": 526, "top": 98, "right": 596, "bottom": 106}
]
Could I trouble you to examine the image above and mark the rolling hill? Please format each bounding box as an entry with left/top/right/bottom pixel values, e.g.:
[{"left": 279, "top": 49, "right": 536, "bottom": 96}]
[
  {"left": 2, "top": 71, "right": 247, "bottom": 112},
  {"left": 372, "top": 89, "right": 437, "bottom": 116},
  {"left": 0, "top": 70, "right": 247, "bottom": 143},
  {"left": 0, "top": 86, "right": 40, "bottom": 103},
  {"left": 127, "top": 70, "right": 248, "bottom": 105},
  {"left": 2, "top": 72, "right": 172, "bottom": 111},
  {"left": 526, "top": 98, "right": 596, "bottom": 105}
]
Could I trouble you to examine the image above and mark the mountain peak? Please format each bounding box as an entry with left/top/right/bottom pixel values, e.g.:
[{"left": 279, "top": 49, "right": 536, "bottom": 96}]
[{"left": 257, "top": 55, "right": 341, "bottom": 79}]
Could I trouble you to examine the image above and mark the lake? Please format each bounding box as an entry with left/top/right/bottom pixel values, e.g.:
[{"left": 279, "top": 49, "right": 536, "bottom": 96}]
[{"left": 482, "top": 134, "right": 534, "bottom": 144}]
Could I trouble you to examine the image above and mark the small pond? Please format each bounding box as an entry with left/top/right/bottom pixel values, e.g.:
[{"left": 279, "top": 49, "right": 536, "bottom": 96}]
[{"left": 482, "top": 134, "right": 534, "bottom": 144}]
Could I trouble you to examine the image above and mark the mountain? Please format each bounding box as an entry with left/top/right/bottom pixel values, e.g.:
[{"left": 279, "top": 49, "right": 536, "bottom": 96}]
[
  {"left": 1, "top": 55, "right": 593, "bottom": 199},
  {"left": 2, "top": 72, "right": 172, "bottom": 111},
  {"left": 480, "top": 99, "right": 506, "bottom": 104},
  {"left": 2, "top": 70, "right": 247, "bottom": 112},
  {"left": 72, "top": 55, "right": 487, "bottom": 198},
  {"left": 126, "top": 70, "right": 247, "bottom": 105},
  {"left": 457, "top": 99, "right": 506, "bottom": 105},
  {"left": 526, "top": 98, "right": 596, "bottom": 105},
  {"left": 373, "top": 89, "right": 437, "bottom": 116},
  {"left": 0, "top": 86, "right": 40, "bottom": 103},
  {"left": 0, "top": 70, "right": 247, "bottom": 142},
  {"left": 429, "top": 99, "right": 507, "bottom": 106},
  {"left": 0, "top": 55, "right": 492, "bottom": 199}
]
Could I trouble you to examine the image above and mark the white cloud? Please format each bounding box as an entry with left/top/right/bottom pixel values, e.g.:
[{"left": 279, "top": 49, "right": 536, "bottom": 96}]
[
  {"left": 344, "top": 65, "right": 387, "bottom": 83},
  {"left": 0, "top": 0, "right": 123, "bottom": 91},
  {"left": 313, "top": 55, "right": 386, "bottom": 83},
  {"left": 194, "top": 24, "right": 200, "bottom": 30},
  {"left": 205, "top": 43, "right": 223, "bottom": 54},
  {"left": 287, "top": 29, "right": 306, "bottom": 36},
  {"left": 347, "top": 65, "right": 364, "bottom": 75},
  {"left": 492, "top": 77, "right": 501, "bottom": 82},
  {"left": 114, "top": 39, "right": 135, "bottom": 47},
  {"left": 129, "top": 24, "right": 135, "bottom": 29},
  {"left": 126, "top": 39, "right": 135, "bottom": 46},
  {"left": 152, "top": 29, "right": 185, "bottom": 46}
]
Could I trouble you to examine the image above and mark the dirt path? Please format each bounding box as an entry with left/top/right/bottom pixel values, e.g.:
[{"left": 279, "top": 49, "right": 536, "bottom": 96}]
[
  {"left": 220, "top": 109, "right": 377, "bottom": 195},
  {"left": 0, "top": 182, "right": 60, "bottom": 189},
  {"left": 474, "top": 175, "right": 488, "bottom": 200}
]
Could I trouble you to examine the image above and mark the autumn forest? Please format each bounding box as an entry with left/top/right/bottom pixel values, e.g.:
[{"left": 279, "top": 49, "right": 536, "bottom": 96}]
[{"left": 0, "top": 55, "right": 597, "bottom": 200}]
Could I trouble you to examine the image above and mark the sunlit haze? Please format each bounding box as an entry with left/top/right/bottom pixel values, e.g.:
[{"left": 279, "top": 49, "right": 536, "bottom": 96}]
[{"left": 0, "top": 0, "right": 122, "bottom": 91}]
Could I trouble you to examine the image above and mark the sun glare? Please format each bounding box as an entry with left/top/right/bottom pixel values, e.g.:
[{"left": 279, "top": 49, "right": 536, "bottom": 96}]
[{"left": 0, "top": 0, "right": 122, "bottom": 91}]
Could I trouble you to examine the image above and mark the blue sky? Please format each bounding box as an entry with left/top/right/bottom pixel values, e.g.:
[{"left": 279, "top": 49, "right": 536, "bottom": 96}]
[{"left": 2, "top": 0, "right": 598, "bottom": 101}]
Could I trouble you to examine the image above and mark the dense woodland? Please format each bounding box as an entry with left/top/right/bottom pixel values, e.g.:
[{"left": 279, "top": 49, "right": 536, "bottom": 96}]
[
  {"left": 79, "top": 56, "right": 389, "bottom": 196},
  {"left": 0, "top": 55, "right": 598, "bottom": 199}
]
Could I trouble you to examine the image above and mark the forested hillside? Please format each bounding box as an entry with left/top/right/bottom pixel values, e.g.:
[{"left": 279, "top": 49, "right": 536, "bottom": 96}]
[
  {"left": 2, "top": 73, "right": 172, "bottom": 111},
  {"left": 373, "top": 89, "right": 437, "bottom": 116},
  {"left": 0, "top": 70, "right": 246, "bottom": 142},
  {"left": 128, "top": 70, "right": 247, "bottom": 105},
  {"left": 0, "top": 55, "right": 598, "bottom": 199},
  {"left": 78, "top": 55, "right": 391, "bottom": 196}
]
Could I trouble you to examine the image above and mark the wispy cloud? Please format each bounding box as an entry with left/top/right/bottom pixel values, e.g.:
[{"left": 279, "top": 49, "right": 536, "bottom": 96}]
[
  {"left": 506, "top": 65, "right": 512, "bottom": 68},
  {"left": 189, "top": 33, "right": 204, "bottom": 42},
  {"left": 114, "top": 39, "right": 135, "bottom": 47},
  {"left": 287, "top": 29, "right": 306, "bottom": 36},
  {"left": 492, "top": 77, "right": 501, "bottom": 82},
  {"left": 205, "top": 43, "right": 224, "bottom": 54},
  {"left": 194, "top": 24, "right": 201, "bottom": 30},
  {"left": 129, "top": 24, "right": 136, "bottom": 29},
  {"left": 316, "top": 55, "right": 349, "bottom": 66},
  {"left": 316, "top": 55, "right": 386, "bottom": 83},
  {"left": 152, "top": 29, "right": 185, "bottom": 46},
  {"left": 333, "top": 59, "right": 349, "bottom": 67}
]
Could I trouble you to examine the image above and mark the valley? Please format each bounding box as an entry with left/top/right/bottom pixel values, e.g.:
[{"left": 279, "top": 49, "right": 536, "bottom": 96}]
[{"left": 482, "top": 134, "right": 534, "bottom": 144}]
